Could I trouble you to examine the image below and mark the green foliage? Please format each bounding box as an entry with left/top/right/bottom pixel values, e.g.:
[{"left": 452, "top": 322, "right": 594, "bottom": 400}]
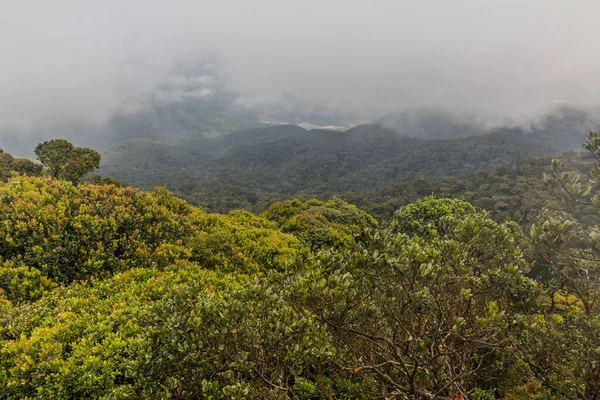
[
  {"left": 34, "top": 139, "right": 75, "bottom": 178},
  {"left": 34, "top": 139, "right": 101, "bottom": 183},
  {"left": 284, "top": 208, "right": 537, "bottom": 397},
  {"left": 85, "top": 174, "right": 124, "bottom": 187},
  {"left": 517, "top": 130, "right": 600, "bottom": 399},
  {"left": 0, "top": 175, "right": 300, "bottom": 286},
  {"left": 0, "top": 150, "right": 43, "bottom": 181},
  {"left": 263, "top": 198, "right": 378, "bottom": 249},
  {"left": 128, "top": 274, "right": 331, "bottom": 399},
  {"left": 62, "top": 147, "right": 101, "bottom": 183},
  {"left": 0, "top": 187, "right": 543, "bottom": 399},
  {"left": 99, "top": 124, "right": 553, "bottom": 214},
  {"left": 4, "top": 131, "right": 600, "bottom": 398},
  {"left": 342, "top": 154, "right": 600, "bottom": 226},
  {"left": 0, "top": 153, "right": 13, "bottom": 181},
  {"left": 192, "top": 209, "right": 302, "bottom": 274},
  {"left": 391, "top": 195, "right": 477, "bottom": 237},
  {"left": 0, "top": 264, "right": 332, "bottom": 399},
  {"left": 10, "top": 157, "right": 43, "bottom": 177}
]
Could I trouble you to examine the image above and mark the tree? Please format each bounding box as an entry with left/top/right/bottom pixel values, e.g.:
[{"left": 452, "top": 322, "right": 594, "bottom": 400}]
[
  {"left": 61, "top": 147, "right": 101, "bottom": 183},
  {"left": 0, "top": 152, "right": 14, "bottom": 181},
  {"left": 262, "top": 198, "right": 378, "bottom": 249},
  {"left": 286, "top": 198, "right": 537, "bottom": 398},
  {"left": 0, "top": 151, "right": 43, "bottom": 181},
  {"left": 520, "top": 130, "right": 600, "bottom": 399},
  {"left": 11, "top": 158, "right": 43, "bottom": 177},
  {"left": 34, "top": 139, "right": 100, "bottom": 183},
  {"left": 391, "top": 195, "right": 477, "bottom": 238},
  {"left": 34, "top": 139, "right": 74, "bottom": 179},
  {"left": 533, "top": 130, "right": 600, "bottom": 315}
]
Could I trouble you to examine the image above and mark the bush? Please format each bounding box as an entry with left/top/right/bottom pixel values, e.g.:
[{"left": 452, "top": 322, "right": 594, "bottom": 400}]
[
  {"left": 0, "top": 264, "right": 331, "bottom": 399},
  {"left": 0, "top": 176, "right": 301, "bottom": 285},
  {"left": 263, "top": 198, "right": 377, "bottom": 249}
]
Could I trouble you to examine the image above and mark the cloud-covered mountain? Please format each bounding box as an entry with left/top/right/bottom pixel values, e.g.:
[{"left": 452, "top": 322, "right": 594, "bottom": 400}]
[{"left": 374, "top": 107, "right": 486, "bottom": 139}]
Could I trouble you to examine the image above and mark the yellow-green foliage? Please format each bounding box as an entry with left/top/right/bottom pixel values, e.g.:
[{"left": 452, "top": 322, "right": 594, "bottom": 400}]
[
  {"left": 262, "top": 198, "right": 378, "bottom": 249},
  {"left": 0, "top": 264, "right": 235, "bottom": 398},
  {"left": 0, "top": 260, "right": 56, "bottom": 306},
  {"left": 1, "top": 172, "right": 598, "bottom": 398},
  {"left": 194, "top": 210, "right": 302, "bottom": 273},
  {"left": 0, "top": 176, "right": 301, "bottom": 290},
  {"left": 0, "top": 264, "right": 331, "bottom": 399}
]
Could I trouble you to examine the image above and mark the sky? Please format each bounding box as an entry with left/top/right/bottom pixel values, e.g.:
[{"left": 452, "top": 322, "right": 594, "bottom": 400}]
[{"left": 1, "top": 0, "right": 599, "bottom": 145}]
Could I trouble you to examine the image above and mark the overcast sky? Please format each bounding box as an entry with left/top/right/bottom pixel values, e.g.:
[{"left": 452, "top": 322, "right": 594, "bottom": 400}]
[{"left": 1, "top": 0, "right": 599, "bottom": 139}]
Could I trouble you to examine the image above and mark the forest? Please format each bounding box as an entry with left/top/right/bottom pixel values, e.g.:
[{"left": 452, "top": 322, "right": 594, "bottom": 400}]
[
  {"left": 0, "top": 126, "right": 600, "bottom": 399},
  {"left": 97, "top": 107, "right": 596, "bottom": 215}
]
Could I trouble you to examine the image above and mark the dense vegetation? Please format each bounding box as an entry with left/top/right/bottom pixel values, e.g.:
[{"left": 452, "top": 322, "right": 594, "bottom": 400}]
[
  {"left": 0, "top": 148, "right": 43, "bottom": 181},
  {"left": 342, "top": 153, "right": 600, "bottom": 225},
  {"left": 99, "top": 124, "right": 559, "bottom": 213},
  {"left": 99, "top": 107, "right": 599, "bottom": 216},
  {"left": 1, "top": 130, "right": 600, "bottom": 398}
]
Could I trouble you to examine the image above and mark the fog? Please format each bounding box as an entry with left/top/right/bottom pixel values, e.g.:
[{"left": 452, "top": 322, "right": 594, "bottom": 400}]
[{"left": 1, "top": 0, "right": 599, "bottom": 148}]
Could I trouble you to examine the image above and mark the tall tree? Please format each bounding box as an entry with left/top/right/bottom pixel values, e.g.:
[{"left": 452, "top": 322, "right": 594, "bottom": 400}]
[
  {"left": 34, "top": 139, "right": 100, "bottom": 183},
  {"left": 34, "top": 139, "right": 74, "bottom": 179}
]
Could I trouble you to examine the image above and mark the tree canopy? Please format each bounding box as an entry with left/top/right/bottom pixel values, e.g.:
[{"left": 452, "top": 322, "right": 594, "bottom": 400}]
[
  {"left": 34, "top": 139, "right": 100, "bottom": 183},
  {"left": 1, "top": 131, "right": 600, "bottom": 399}
]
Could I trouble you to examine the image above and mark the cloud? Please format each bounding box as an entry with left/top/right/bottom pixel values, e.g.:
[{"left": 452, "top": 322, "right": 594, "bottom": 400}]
[
  {"left": 1, "top": 0, "right": 599, "bottom": 143},
  {"left": 147, "top": 71, "right": 217, "bottom": 105}
]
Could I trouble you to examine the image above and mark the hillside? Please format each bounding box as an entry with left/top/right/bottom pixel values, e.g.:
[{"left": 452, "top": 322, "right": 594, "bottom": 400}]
[
  {"left": 99, "top": 123, "right": 555, "bottom": 213},
  {"left": 340, "top": 152, "right": 600, "bottom": 224},
  {"left": 375, "top": 106, "right": 599, "bottom": 152}
]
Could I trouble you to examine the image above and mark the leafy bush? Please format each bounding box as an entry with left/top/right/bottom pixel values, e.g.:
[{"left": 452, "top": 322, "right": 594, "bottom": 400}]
[
  {"left": 263, "top": 198, "right": 377, "bottom": 249},
  {"left": 0, "top": 264, "right": 331, "bottom": 399},
  {"left": 0, "top": 176, "right": 301, "bottom": 285},
  {"left": 0, "top": 261, "right": 56, "bottom": 305}
]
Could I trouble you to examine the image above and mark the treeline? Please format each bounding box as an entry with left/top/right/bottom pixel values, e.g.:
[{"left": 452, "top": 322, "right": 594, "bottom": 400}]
[
  {"left": 341, "top": 152, "right": 600, "bottom": 225},
  {"left": 100, "top": 123, "right": 599, "bottom": 229},
  {"left": 1, "top": 140, "right": 120, "bottom": 186},
  {"left": 1, "top": 133, "right": 600, "bottom": 398},
  {"left": 99, "top": 124, "right": 556, "bottom": 213},
  {"left": 0, "top": 148, "right": 43, "bottom": 181}
]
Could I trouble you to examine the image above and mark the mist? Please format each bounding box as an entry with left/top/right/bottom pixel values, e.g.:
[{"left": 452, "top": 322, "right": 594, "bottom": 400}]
[{"left": 1, "top": 0, "right": 599, "bottom": 149}]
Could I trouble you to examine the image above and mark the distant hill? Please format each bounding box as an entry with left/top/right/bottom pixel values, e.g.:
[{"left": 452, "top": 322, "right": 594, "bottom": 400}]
[
  {"left": 374, "top": 107, "right": 486, "bottom": 139},
  {"left": 100, "top": 123, "right": 556, "bottom": 213},
  {"left": 522, "top": 106, "right": 599, "bottom": 150},
  {"left": 375, "top": 106, "right": 599, "bottom": 150}
]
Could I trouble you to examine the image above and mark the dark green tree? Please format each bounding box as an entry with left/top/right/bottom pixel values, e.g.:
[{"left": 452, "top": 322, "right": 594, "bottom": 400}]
[
  {"left": 0, "top": 151, "right": 43, "bottom": 181},
  {"left": 61, "top": 147, "right": 101, "bottom": 183},
  {"left": 286, "top": 198, "right": 537, "bottom": 398},
  {"left": 34, "top": 139, "right": 100, "bottom": 183},
  {"left": 34, "top": 139, "right": 74, "bottom": 179},
  {"left": 0, "top": 152, "right": 13, "bottom": 181},
  {"left": 11, "top": 158, "right": 43, "bottom": 177}
]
